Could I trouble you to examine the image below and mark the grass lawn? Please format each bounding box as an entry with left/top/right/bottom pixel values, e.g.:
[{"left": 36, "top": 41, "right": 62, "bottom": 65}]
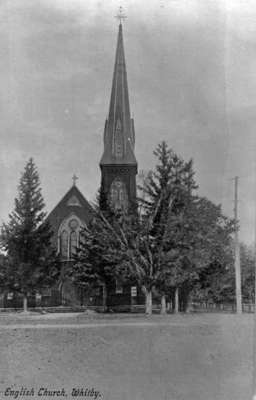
[{"left": 0, "top": 313, "right": 253, "bottom": 400}]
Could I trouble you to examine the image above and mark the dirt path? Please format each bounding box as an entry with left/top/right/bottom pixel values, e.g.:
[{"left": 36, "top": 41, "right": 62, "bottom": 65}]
[
  {"left": 0, "top": 320, "right": 194, "bottom": 329},
  {"left": 0, "top": 314, "right": 253, "bottom": 400}
]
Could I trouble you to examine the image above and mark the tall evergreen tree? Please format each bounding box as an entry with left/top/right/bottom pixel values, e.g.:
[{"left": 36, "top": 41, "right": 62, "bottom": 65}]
[
  {"left": 0, "top": 158, "right": 60, "bottom": 311},
  {"left": 132, "top": 141, "right": 198, "bottom": 313}
]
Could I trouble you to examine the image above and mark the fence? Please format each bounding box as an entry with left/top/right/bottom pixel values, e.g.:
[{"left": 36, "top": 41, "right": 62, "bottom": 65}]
[
  {"left": 190, "top": 302, "right": 255, "bottom": 313},
  {"left": 0, "top": 299, "right": 255, "bottom": 314}
]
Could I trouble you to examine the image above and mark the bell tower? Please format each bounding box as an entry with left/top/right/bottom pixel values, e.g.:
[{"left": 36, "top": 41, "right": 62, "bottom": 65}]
[{"left": 99, "top": 17, "right": 137, "bottom": 212}]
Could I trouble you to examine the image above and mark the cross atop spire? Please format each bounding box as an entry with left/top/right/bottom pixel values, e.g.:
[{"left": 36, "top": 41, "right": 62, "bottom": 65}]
[
  {"left": 115, "top": 6, "right": 127, "bottom": 25},
  {"left": 72, "top": 174, "right": 78, "bottom": 186}
]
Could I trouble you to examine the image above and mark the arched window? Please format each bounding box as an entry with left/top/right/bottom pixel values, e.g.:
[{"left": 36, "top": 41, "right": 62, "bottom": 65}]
[
  {"left": 113, "top": 118, "right": 123, "bottom": 158},
  {"left": 111, "top": 186, "right": 118, "bottom": 204},
  {"left": 58, "top": 215, "right": 85, "bottom": 260},
  {"left": 70, "top": 231, "right": 77, "bottom": 258},
  {"left": 60, "top": 230, "right": 69, "bottom": 259},
  {"left": 109, "top": 178, "right": 128, "bottom": 211},
  {"left": 119, "top": 188, "right": 124, "bottom": 202}
]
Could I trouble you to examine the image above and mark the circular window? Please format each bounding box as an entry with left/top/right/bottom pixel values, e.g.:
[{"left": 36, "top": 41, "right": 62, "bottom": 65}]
[{"left": 69, "top": 219, "right": 79, "bottom": 230}]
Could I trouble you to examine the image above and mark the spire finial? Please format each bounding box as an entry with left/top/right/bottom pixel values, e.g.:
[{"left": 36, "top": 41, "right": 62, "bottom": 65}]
[
  {"left": 115, "top": 6, "right": 127, "bottom": 25},
  {"left": 72, "top": 174, "right": 78, "bottom": 186}
]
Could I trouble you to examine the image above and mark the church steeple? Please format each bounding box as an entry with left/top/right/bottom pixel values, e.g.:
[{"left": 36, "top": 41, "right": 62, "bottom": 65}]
[
  {"left": 100, "top": 22, "right": 137, "bottom": 166},
  {"left": 99, "top": 18, "right": 137, "bottom": 212}
]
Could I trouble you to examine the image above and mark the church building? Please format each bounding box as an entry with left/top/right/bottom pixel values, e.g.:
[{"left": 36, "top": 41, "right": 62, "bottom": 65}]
[{"left": 43, "top": 20, "right": 140, "bottom": 310}]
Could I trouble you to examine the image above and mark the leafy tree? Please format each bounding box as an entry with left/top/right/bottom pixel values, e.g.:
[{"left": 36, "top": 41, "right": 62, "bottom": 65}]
[
  {"left": 71, "top": 209, "right": 130, "bottom": 311},
  {"left": 241, "top": 243, "right": 255, "bottom": 303},
  {"left": 0, "top": 158, "right": 60, "bottom": 311},
  {"left": 171, "top": 196, "right": 235, "bottom": 310},
  {"left": 194, "top": 260, "right": 235, "bottom": 304}
]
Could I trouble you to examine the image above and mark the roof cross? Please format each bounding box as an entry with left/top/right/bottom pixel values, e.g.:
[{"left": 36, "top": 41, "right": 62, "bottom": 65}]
[
  {"left": 72, "top": 174, "right": 78, "bottom": 186},
  {"left": 115, "top": 6, "right": 127, "bottom": 24}
]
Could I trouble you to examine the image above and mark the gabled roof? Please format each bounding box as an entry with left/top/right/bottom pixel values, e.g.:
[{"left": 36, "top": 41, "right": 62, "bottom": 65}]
[
  {"left": 100, "top": 23, "right": 137, "bottom": 166},
  {"left": 46, "top": 185, "right": 94, "bottom": 242}
]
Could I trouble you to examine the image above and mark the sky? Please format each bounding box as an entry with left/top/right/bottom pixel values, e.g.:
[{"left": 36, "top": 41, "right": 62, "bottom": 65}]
[{"left": 0, "top": 0, "right": 256, "bottom": 244}]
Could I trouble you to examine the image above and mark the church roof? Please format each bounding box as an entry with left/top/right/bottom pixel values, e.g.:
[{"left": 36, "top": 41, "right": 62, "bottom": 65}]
[
  {"left": 46, "top": 185, "right": 93, "bottom": 243},
  {"left": 100, "top": 23, "right": 137, "bottom": 166}
]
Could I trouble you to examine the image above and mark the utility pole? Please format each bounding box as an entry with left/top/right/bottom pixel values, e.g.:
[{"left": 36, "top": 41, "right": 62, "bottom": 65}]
[
  {"left": 233, "top": 176, "right": 242, "bottom": 314},
  {"left": 252, "top": 164, "right": 256, "bottom": 400},
  {"left": 253, "top": 212, "right": 256, "bottom": 400}
]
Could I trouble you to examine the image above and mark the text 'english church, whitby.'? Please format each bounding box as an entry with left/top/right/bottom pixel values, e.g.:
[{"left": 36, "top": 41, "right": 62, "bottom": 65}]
[{"left": 33, "top": 20, "right": 141, "bottom": 310}]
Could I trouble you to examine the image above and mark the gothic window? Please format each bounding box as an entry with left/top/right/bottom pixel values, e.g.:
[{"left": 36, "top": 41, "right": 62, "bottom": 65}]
[
  {"left": 69, "top": 219, "right": 79, "bottom": 231},
  {"left": 115, "top": 141, "right": 123, "bottom": 158},
  {"left": 113, "top": 118, "right": 123, "bottom": 158},
  {"left": 70, "top": 231, "right": 77, "bottom": 258},
  {"left": 58, "top": 215, "right": 85, "bottom": 260},
  {"left": 119, "top": 188, "right": 124, "bottom": 202},
  {"left": 60, "top": 230, "right": 69, "bottom": 259},
  {"left": 109, "top": 178, "right": 128, "bottom": 211},
  {"left": 111, "top": 187, "right": 118, "bottom": 203}
]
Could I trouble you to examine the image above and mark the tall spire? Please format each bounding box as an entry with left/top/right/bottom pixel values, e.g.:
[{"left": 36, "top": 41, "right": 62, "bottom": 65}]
[{"left": 100, "top": 21, "right": 137, "bottom": 166}]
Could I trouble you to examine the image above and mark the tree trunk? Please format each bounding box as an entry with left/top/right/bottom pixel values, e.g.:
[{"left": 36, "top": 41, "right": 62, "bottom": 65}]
[
  {"left": 185, "top": 292, "right": 191, "bottom": 313},
  {"left": 145, "top": 288, "right": 152, "bottom": 315},
  {"left": 23, "top": 294, "right": 28, "bottom": 313},
  {"left": 174, "top": 287, "right": 179, "bottom": 313},
  {"left": 160, "top": 294, "right": 167, "bottom": 315},
  {"left": 102, "top": 283, "right": 107, "bottom": 312}
]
